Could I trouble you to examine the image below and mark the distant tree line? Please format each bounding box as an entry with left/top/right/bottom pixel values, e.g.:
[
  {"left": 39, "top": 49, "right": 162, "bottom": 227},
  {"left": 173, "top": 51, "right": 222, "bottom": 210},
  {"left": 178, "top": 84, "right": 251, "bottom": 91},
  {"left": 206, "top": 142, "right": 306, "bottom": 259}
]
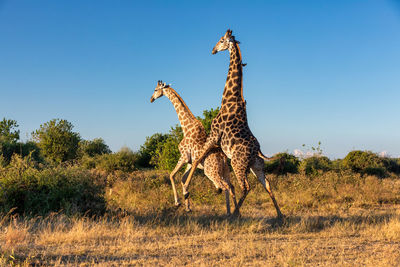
[{"left": 1, "top": 110, "right": 399, "bottom": 178}]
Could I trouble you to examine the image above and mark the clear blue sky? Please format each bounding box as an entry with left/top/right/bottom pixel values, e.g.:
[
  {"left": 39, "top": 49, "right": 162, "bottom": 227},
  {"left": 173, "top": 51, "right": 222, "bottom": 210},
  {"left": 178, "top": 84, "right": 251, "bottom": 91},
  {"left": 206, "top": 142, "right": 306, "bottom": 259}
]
[{"left": 1, "top": 0, "right": 399, "bottom": 158}]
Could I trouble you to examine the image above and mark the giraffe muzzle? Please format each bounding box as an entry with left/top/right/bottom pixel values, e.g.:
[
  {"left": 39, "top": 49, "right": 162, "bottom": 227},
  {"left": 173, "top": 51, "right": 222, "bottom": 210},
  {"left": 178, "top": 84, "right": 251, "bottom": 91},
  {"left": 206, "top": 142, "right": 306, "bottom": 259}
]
[
  {"left": 211, "top": 48, "right": 218, "bottom": 55},
  {"left": 150, "top": 96, "right": 155, "bottom": 103}
]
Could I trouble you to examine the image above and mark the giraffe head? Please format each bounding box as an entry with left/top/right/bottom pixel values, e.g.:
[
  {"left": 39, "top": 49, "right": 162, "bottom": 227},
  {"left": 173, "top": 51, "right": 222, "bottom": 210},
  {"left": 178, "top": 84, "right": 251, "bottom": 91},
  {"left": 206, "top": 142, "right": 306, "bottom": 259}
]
[
  {"left": 150, "top": 80, "right": 170, "bottom": 103},
  {"left": 211, "top": 29, "right": 237, "bottom": 54}
]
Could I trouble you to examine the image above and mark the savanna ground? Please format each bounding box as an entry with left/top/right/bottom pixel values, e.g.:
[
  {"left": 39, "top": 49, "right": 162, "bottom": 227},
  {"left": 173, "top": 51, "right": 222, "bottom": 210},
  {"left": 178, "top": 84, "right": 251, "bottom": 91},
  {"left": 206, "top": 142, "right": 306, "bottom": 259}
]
[{"left": 1, "top": 169, "right": 400, "bottom": 266}]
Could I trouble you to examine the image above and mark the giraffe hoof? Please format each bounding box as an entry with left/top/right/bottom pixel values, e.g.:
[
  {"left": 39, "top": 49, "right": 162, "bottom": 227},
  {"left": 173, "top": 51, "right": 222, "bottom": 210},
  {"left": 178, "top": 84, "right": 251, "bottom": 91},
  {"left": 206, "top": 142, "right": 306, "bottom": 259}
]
[
  {"left": 277, "top": 214, "right": 285, "bottom": 223},
  {"left": 174, "top": 202, "right": 181, "bottom": 207},
  {"left": 185, "top": 207, "right": 192, "bottom": 213},
  {"left": 231, "top": 210, "right": 241, "bottom": 218}
]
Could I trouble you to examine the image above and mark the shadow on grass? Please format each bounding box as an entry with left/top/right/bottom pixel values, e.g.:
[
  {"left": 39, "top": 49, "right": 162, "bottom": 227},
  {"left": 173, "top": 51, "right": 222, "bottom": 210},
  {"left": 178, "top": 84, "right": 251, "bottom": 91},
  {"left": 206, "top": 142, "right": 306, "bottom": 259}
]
[{"left": 106, "top": 205, "right": 398, "bottom": 233}]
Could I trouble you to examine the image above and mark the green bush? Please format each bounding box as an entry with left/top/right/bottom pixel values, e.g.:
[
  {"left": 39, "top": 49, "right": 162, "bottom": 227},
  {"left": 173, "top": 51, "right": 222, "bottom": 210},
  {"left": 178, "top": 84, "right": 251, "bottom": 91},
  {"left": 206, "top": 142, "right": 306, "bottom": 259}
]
[
  {"left": 32, "top": 119, "right": 81, "bottom": 163},
  {"left": 78, "top": 138, "right": 111, "bottom": 158},
  {"left": 150, "top": 126, "right": 182, "bottom": 171},
  {"left": 0, "top": 140, "right": 42, "bottom": 164},
  {"left": 381, "top": 157, "right": 400, "bottom": 175},
  {"left": 299, "top": 156, "right": 332, "bottom": 176},
  {"left": 0, "top": 118, "right": 20, "bottom": 142},
  {"left": 331, "top": 159, "right": 344, "bottom": 171},
  {"left": 342, "top": 150, "right": 388, "bottom": 177},
  {"left": 136, "top": 133, "right": 168, "bottom": 168},
  {"left": 265, "top": 153, "right": 300, "bottom": 175},
  {"left": 82, "top": 147, "right": 138, "bottom": 174},
  {"left": 0, "top": 155, "right": 106, "bottom": 216},
  {"left": 197, "top": 107, "right": 220, "bottom": 135}
]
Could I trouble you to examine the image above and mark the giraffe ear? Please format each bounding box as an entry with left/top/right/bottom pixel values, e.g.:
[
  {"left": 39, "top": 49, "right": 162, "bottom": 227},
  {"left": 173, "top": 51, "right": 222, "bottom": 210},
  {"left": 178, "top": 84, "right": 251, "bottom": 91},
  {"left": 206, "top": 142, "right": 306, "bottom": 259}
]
[{"left": 227, "top": 29, "right": 232, "bottom": 36}]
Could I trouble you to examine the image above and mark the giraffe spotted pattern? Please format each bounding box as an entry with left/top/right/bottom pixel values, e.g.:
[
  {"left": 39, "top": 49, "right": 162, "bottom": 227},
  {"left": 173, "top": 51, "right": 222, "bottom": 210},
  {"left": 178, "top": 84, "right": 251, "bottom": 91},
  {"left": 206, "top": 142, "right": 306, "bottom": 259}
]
[
  {"left": 151, "top": 81, "right": 237, "bottom": 214},
  {"left": 184, "top": 30, "right": 284, "bottom": 219}
]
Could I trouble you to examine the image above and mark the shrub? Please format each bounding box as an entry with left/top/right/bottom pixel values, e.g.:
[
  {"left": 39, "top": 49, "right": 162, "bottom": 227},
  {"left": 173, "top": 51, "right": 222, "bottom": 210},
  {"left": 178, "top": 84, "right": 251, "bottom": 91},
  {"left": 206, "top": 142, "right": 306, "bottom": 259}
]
[
  {"left": 136, "top": 133, "right": 168, "bottom": 168},
  {"left": 78, "top": 138, "right": 111, "bottom": 158},
  {"left": 0, "top": 118, "right": 20, "bottom": 142},
  {"left": 381, "top": 157, "right": 400, "bottom": 175},
  {"left": 264, "top": 153, "right": 300, "bottom": 175},
  {"left": 343, "top": 150, "right": 388, "bottom": 177},
  {"left": 331, "top": 159, "right": 344, "bottom": 171},
  {"left": 299, "top": 156, "right": 332, "bottom": 176},
  {"left": 32, "top": 119, "right": 81, "bottom": 163},
  {"left": 150, "top": 126, "right": 182, "bottom": 171},
  {"left": 84, "top": 147, "right": 138, "bottom": 174},
  {"left": 197, "top": 107, "right": 220, "bottom": 135},
  {"left": 0, "top": 140, "right": 42, "bottom": 164},
  {"left": 0, "top": 155, "right": 106, "bottom": 215}
]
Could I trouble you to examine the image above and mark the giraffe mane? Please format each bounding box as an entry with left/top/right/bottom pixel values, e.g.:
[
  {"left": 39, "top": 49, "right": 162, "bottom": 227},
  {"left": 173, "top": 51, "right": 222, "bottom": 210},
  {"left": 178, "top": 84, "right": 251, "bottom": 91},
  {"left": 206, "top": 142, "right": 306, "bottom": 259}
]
[
  {"left": 166, "top": 87, "right": 196, "bottom": 120},
  {"left": 234, "top": 42, "right": 245, "bottom": 104}
]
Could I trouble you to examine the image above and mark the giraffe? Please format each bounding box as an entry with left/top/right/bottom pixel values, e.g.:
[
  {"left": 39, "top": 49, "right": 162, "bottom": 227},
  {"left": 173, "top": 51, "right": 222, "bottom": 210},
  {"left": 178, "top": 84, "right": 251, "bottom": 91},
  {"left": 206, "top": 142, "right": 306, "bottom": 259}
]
[
  {"left": 150, "top": 80, "right": 237, "bottom": 215},
  {"left": 183, "top": 30, "right": 284, "bottom": 219}
]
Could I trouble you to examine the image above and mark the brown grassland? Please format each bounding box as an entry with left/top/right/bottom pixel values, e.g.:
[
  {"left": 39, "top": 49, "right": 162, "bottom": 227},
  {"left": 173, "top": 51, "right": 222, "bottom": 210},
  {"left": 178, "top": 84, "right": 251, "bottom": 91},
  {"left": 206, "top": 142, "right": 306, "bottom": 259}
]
[{"left": 1, "top": 170, "right": 400, "bottom": 266}]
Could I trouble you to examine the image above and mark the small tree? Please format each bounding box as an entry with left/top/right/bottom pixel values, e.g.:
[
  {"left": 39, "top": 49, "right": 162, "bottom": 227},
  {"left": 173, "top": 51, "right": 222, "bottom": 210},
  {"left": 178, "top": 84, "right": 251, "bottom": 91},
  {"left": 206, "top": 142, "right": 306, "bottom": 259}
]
[
  {"left": 299, "top": 156, "right": 332, "bottom": 176},
  {"left": 197, "top": 107, "right": 220, "bottom": 135},
  {"left": 343, "top": 150, "right": 387, "bottom": 177},
  {"left": 0, "top": 118, "right": 20, "bottom": 142},
  {"left": 96, "top": 146, "right": 138, "bottom": 173},
  {"left": 265, "top": 153, "right": 300, "bottom": 175},
  {"left": 79, "top": 138, "right": 111, "bottom": 157},
  {"left": 0, "top": 141, "right": 41, "bottom": 164},
  {"left": 137, "top": 133, "right": 169, "bottom": 168},
  {"left": 151, "top": 126, "right": 183, "bottom": 171},
  {"left": 32, "top": 119, "right": 81, "bottom": 163}
]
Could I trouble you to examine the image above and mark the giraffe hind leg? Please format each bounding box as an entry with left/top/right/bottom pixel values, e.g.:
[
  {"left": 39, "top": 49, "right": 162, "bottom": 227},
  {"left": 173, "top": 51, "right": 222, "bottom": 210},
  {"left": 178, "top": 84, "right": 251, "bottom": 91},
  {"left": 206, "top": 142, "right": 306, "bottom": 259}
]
[
  {"left": 169, "top": 155, "right": 188, "bottom": 206},
  {"left": 250, "top": 158, "right": 284, "bottom": 220},
  {"left": 204, "top": 153, "right": 237, "bottom": 215}
]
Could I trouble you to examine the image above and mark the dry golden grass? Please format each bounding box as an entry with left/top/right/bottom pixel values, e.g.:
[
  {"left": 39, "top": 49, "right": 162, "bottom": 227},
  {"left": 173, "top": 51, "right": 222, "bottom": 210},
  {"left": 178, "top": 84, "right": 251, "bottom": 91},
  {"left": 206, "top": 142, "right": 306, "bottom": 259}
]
[{"left": 1, "top": 170, "right": 400, "bottom": 266}]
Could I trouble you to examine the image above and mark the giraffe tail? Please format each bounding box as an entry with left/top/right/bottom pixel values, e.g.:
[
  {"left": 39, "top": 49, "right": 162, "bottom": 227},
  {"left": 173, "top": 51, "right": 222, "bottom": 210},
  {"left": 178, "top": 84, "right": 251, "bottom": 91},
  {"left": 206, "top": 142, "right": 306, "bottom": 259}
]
[
  {"left": 258, "top": 151, "right": 285, "bottom": 163},
  {"left": 258, "top": 151, "right": 276, "bottom": 161},
  {"left": 259, "top": 151, "right": 286, "bottom": 173}
]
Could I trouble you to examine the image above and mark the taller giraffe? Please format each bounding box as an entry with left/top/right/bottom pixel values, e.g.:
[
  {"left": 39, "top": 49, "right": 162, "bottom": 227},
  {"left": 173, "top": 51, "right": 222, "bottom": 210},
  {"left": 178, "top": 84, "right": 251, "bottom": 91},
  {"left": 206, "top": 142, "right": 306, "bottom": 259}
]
[
  {"left": 184, "top": 30, "right": 283, "bottom": 219},
  {"left": 150, "top": 81, "right": 237, "bottom": 215}
]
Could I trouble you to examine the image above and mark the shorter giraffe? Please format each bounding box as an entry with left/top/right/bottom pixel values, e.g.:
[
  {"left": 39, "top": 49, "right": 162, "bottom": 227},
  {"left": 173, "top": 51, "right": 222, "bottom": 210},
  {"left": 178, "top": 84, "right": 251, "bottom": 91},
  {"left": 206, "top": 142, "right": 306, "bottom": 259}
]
[{"left": 151, "top": 81, "right": 237, "bottom": 214}]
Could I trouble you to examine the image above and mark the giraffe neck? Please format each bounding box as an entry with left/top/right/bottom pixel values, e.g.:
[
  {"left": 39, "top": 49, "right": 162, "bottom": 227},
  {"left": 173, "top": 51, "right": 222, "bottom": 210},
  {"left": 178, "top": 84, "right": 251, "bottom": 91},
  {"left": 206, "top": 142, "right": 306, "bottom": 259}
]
[
  {"left": 221, "top": 42, "right": 244, "bottom": 107},
  {"left": 163, "top": 88, "right": 197, "bottom": 136}
]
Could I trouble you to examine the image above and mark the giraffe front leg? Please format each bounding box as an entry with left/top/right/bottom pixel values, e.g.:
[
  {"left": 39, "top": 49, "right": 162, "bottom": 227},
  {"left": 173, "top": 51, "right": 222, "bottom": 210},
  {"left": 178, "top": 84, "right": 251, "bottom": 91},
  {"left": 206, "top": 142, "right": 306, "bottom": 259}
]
[
  {"left": 170, "top": 156, "right": 187, "bottom": 206},
  {"left": 181, "top": 164, "right": 192, "bottom": 212},
  {"left": 222, "top": 160, "right": 237, "bottom": 215},
  {"left": 231, "top": 159, "right": 250, "bottom": 217},
  {"left": 263, "top": 174, "right": 284, "bottom": 220}
]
